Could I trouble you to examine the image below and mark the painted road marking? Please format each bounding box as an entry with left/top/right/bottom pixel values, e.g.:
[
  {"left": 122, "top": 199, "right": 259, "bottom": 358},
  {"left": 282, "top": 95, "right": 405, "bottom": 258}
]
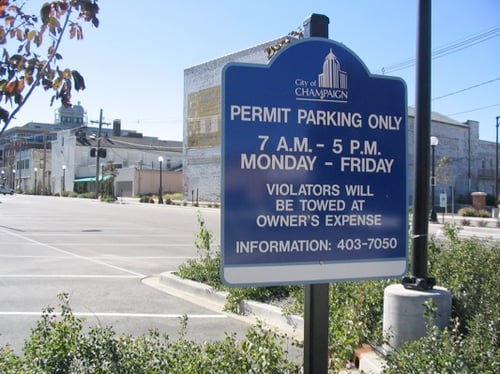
[
  {"left": 0, "top": 228, "right": 145, "bottom": 277},
  {"left": 0, "top": 311, "right": 226, "bottom": 319}
]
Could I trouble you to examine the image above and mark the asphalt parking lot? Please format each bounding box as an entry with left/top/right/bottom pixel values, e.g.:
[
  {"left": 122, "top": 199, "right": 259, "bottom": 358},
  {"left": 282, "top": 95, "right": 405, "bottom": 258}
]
[{"left": 0, "top": 194, "right": 251, "bottom": 353}]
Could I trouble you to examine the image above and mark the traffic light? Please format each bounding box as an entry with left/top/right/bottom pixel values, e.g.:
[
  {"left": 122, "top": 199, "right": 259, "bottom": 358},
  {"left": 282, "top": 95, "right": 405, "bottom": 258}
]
[
  {"left": 98, "top": 148, "right": 106, "bottom": 158},
  {"left": 90, "top": 148, "right": 96, "bottom": 157}
]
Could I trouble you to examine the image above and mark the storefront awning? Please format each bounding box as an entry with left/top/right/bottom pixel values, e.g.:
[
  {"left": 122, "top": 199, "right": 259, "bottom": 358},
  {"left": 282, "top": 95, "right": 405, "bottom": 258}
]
[{"left": 73, "top": 175, "right": 111, "bottom": 183}]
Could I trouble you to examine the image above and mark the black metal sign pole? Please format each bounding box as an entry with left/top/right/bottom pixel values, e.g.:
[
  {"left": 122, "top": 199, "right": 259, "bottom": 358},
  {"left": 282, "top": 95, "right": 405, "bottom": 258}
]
[
  {"left": 402, "top": 0, "right": 436, "bottom": 290},
  {"left": 302, "top": 14, "right": 330, "bottom": 374}
]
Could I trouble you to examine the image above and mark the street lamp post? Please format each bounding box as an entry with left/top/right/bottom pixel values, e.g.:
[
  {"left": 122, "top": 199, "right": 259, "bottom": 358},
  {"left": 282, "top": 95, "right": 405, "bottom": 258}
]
[
  {"left": 158, "top": 156, "right": 164, "bottom": 204},
  {"left": 62, "top": 165, "right": 66, "bottom": 194},
  {"left": 34, "top": 168, "right": 38, "bottom": 195},
  {"left": 430, "top": 136, "right": 439, "bottom": 222}
]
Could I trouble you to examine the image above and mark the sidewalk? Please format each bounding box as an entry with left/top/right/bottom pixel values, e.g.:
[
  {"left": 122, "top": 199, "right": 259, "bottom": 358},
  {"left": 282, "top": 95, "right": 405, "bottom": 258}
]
[{"left": 428, "top": 212, "right": 500, "bottom": 229}]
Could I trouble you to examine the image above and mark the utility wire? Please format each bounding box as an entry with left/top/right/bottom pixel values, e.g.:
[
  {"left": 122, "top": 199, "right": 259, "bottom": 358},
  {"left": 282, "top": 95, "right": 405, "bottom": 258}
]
[
  {"left": 432, "top": 77, "right": 500, "bottom": 101},
  {"left": 377, "top": 24, "right": 500, "bottom": 74},
  {"left": 446, "top": 103, "right": 500, "bottom": 116}
]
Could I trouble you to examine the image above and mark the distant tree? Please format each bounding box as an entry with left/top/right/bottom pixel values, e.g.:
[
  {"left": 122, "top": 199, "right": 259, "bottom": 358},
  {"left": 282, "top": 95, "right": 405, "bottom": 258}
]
[
  {"left": 102, "top": 160, "right": 118, "bottom": 196},
  {"left": 265, "top": 28, "right": 303, "bottom": 60},
  {"left": 0, "top": 0, "right": 100, "bottom": 135}
]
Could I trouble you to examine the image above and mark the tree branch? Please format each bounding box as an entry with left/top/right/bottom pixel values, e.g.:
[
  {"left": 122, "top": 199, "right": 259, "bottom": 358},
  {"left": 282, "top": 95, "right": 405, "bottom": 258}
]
[{"left": 3, "top": 4, "right": 74, "bottom": 133}]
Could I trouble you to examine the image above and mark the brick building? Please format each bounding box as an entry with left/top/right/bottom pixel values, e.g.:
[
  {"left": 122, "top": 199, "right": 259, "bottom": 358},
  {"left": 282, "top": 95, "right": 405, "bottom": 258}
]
[{"left": 183, "top": 40, "right": 498, "bottom": 208}]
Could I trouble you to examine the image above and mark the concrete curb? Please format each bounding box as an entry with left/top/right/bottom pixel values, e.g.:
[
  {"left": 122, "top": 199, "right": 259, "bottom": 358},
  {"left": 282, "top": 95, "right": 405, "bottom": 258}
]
[
  {"left": 152, "top": 271, "right": 304, "bottom": 340},
  {"left": 146, "top": 273, "right": 385, "bottom": 373}
]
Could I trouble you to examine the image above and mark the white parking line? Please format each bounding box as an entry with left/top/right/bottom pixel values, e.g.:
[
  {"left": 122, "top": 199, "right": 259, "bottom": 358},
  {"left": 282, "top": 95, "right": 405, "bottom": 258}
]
[
  {"left": 0, "top": 255, "right": 193, "bottom": 260},
  {"left": 0, "top": 228, "right": 145, "bottom": 277},
  {"left": 0, "top": 311, "right": 226, "bottom": 319},
  {"left": 0, "top": 274, "right": 143, "bottom": 279}
]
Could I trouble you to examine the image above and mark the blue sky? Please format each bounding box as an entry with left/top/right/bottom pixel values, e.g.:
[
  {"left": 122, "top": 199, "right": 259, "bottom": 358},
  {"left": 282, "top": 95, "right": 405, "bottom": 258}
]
[{"left": 12, "top": 0, "right": 500, "bottom": 142}]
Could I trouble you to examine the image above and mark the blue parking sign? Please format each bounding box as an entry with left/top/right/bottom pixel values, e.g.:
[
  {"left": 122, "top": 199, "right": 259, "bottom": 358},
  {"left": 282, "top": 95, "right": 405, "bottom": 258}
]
[{"left": 222, "top": 38, "right": 408, "bottom": 286}]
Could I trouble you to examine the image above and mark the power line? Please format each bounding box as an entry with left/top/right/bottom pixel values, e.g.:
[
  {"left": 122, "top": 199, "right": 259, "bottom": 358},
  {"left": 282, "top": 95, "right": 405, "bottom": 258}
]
[
  {"left": 446, "top": 103, "right": 500, "bottom": 116},
  {"left": 377, "top": 24, "right": 500, "bottom": 74},
  {"left": 432, "top": 77, "right": 500, "bottom": 101}
]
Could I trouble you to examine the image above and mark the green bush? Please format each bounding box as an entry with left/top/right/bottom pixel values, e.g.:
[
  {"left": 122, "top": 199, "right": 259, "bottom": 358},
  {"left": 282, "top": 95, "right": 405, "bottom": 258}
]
[
  {"left": 384, "top": 224, "right": 500, "bottom": 373},
  {"left": 60, "top": 190, "right": 76, "bottom": 197},
  {"left": 77, "top": 192, "right": 96, "bottom": 199},
  {"left": 100, "top": 195, "right": 117, "bottom": 203},
  {"left": 177, "top": 212, "right": 221, "bottom": 288},
  {"left": 177, "top": 213, "right": 298, "bottom": 312},
  {"left": 139, "top": 195, "right": 154, "bottom": 203},
  {"left": 385, "top": 301, "right": 499, "bottom": 373},
  {"left": 165, "top": 192, "right": 183, "bottom": 201},
  {"left": 458, "top": 206, "right": 490, "bottom": 217},
  {"left": 0, "top": 294, "right": 299, "bottom": 373},
  {"left": 178, "top": 216, "right": 500, "bottom": 372},
  {"left": 428, "top": 224, "right": 499, "bottom": 332},
  {"left": 283, "top": 279, "right": 393, "bottom": 369}
]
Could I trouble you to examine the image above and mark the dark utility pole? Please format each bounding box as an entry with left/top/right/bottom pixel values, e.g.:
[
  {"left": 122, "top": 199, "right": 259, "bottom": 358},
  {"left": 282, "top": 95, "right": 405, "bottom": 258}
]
[
  {"left": 90, "top": 109, "right": 110, "bottom": 199},
  {"left": 303, "top": 13, "right": 330, "bottom": 374},
  {"left": 94, "top": 109, "right": 103, "bottom": 199},
  {"left": 402, "top": 0, "right": 436, "bottom": 291}
]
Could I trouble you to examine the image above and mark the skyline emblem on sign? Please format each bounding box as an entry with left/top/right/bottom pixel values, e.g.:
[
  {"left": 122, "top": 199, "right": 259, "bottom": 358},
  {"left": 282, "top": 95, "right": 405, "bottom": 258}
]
[{"left": 295, "top": 47, "right": 349, "bottom": 103}]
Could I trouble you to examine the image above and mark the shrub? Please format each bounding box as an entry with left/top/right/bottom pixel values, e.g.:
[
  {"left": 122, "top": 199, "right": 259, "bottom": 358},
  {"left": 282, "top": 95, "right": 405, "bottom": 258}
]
[
  {"left": 177, "top": 213, "right": 298, "bottom": 312},
  {"left": 385, "top": 302, "right": 499, "bottom": 373},
  {"left": 100, "top": 195, "right": 117, "bottom": 203},
  {"left": 283, "top": 280, "right": 394, "bottom": 369},
  {"left": 384, "top": 224, "right": 500, "bottom": 373},
  {"left": 139, "top": 195, "right": 154, "bottom": 203},
  {"left": 165, "top": 192, "right": 183, "bottom": 201},
  {"left": 428, "top": 224, "right": 499, "bottom": 331},
  {"left": 178, "top": 216, "right": 500, "bottom": 372},
  {"left": 461, "top": 218, "right": 471, "bottom": 226},
  {"left": 0, "top": 294, "right": 299, "bottom": 373},
  {"left": 78, "top": 192, "right": 96, "bottom": 199},
  {"left": 177, "top": 212, "right": 221, "bottom": 288},
  {"left": 458, "top": 206, "right": 490, "bottom": 217}
]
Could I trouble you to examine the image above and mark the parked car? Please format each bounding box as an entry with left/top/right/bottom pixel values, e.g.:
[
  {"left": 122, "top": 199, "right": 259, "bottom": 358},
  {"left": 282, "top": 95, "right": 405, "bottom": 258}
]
[{"left": 0, "top": 185, "right": 14, "bottom": 195}]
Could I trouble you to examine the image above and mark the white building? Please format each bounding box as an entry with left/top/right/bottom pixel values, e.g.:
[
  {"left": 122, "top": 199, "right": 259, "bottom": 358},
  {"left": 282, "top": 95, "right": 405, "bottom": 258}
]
[{"left": 51, "top": 127, "right": 183, "bottom": 197}]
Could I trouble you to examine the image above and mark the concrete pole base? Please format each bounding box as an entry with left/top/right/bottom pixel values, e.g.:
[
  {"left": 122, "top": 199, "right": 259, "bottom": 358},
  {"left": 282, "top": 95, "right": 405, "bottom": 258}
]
[{"left": 383, "top": 284, "right": 452, "bottom": 352}]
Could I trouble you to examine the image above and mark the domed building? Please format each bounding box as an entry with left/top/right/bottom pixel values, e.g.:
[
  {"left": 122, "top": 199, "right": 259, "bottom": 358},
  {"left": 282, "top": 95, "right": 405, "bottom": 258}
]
[{"left": 54, "top": 101, "right": 87, "bottom": 128}]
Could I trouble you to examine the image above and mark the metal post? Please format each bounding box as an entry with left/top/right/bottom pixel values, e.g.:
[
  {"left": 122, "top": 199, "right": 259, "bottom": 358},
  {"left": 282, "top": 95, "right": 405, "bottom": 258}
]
[
  {"left": 17, "top": 141, "right": 21, "bottom": 192},
  {"left": 402, "top": 0, "right": 435, "bottom": 290},
  {"left": 95, "top": 109, "right": 103, "bottom": 199},
  {"left": 34, "top": 168, "right": 38, "bottom": 195},
  {"left": 496, "top": 116, "right": 500, "bottom": 207},
  {"left": 430, "top": 137, "right": 438, "bottom": 222},
  {"left": 62, "top": 165, "right": 66, "bottom": 193},
  {"left": 303, "top": 13, "right": 330, "bottom": 374},
  {"left": 304, "top": 284, "right": 329, "bottom": 374},
  {"left": 158, "top": 157, "right": 164, "bottom": 204},
  {"left": 42, "top": 133, "right": 47, "bottom": 194}
]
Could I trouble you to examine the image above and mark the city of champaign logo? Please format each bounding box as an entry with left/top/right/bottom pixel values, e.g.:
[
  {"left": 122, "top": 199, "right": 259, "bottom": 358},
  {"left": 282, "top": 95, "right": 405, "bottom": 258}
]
[{"left": 295, "top": 48, "right": 348, "bottom": 103}]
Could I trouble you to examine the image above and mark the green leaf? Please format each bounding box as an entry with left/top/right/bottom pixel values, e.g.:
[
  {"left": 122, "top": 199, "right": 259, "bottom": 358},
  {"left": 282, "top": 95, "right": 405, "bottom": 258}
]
[
  {"left": 71, "top": 70, "right": 85, "bottom": 91},
  {"left": 40, "top": 3, "right": 51, "bottom": 25},
  {"left": 0, "top": 106, "right": 9, "bottom": 122}
]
